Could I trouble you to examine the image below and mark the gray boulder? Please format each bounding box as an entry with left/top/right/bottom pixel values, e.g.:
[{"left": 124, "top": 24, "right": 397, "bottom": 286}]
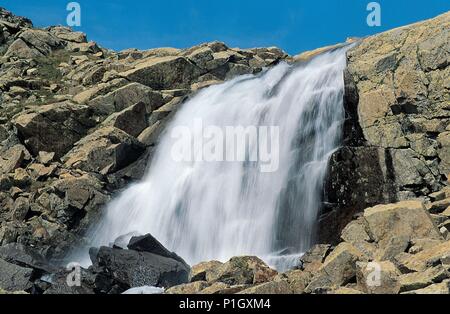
[{"left": 90, "top": 246, "right": 190, "bottom": 291}]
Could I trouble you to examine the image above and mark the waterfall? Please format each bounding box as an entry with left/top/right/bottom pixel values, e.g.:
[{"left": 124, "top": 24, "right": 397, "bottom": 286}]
[{"left": 76, "top": 47, "right": 348, "bottom": 270}]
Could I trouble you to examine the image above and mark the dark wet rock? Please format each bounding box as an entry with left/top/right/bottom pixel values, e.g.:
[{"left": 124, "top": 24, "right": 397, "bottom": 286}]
[
  {"left": 127, "top": 233, "right": 188, "bottom": 266},
  {"left": 90, "top": 246, "right": 190, "bottom": 291},
  {"left": 0, "top": 258, "right": 33, "bottom": 292}
]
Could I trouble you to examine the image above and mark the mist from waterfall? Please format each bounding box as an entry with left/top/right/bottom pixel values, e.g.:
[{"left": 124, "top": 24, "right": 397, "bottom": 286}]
[{"left": 75, "top": 47, "right": 348, "bottom": 271}]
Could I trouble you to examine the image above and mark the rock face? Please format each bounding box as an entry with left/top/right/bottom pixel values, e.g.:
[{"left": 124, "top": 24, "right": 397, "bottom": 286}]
[
  {"left": 14, "top": 101, "right": 94, "bottom": 158},
  {"left": 320, "top": 11, "right": 450, "bottom": 244}
]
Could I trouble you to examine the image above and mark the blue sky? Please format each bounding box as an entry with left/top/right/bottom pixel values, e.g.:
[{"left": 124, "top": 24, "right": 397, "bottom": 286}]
[{"left": 2, "top": 0, "right": 449, "bottom": 55}]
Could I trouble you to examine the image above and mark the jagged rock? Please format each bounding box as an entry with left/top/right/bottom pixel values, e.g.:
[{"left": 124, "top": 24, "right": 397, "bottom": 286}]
[
  {"left": 437, "top": 132, "right": 450, "bottom": 176},
  {"left": 340, "top": 218, "right": 371, "bottom": 244},
  {"left": 200, "top": 283, "right": 248, "bottom": 294},
  {"left": 4, "top": 38, "right": 43, "bottom": 59},
  {"left": 375, "top": 235, "right": 410, "bottom": 261},
  {"left": 63, "top": 127, "right": 145, "bottom": 175},
  {"left": 49, "top": 26, "right": 87, "bottom": 43},
  {"left": 190, "top": 261, "right": 223, "bottom": 282},
  {"left": 0, "top": 175, "right": 12, "bottom": 191},
  {"left": 207, "top": 256, "right": 277, "bottom": 286},
  {"left": 305, "top": 243, "right": 365, "bottom": 293},
  {"left": 403, "top": 280, "right": 450, "bottom": 294},
  {"left": 299, "top": 244, "right": 332, "bottom": 272},
  {"left": 0, "top": 144, "right": 29, "bottom": 175},
  {"left": 37, "top": 152, "right": 55, "bottom": 166},
  {"left": 43, "top": 268, "right": 98, "bottom": 294},
  {"left": 102, "top": 101, "right": 148, "bottom": 137},
  {"left": 90, "top": 246, "right": 190, "bottom": 291},
  {"left": 14, "top": 102, "right": 94, "bottom": 158},
  {"left": 408, "top": 238, "right": 444, "bottom": 254},
  {"left": 428, "top": 198, "right": 450, "bottom": 214},
  {"left": 137, "top": 121, "right": 162, "bottom": 146},
  {"left": 127, "top": 233, "right": 188, "bottom": 266},
  {"left": 123, "top": 56, "right": 205, "bottom": 90},
  {"left": 18, "top": 29, "right": 63, "bottom": 56},
  {"left": 355, "top": 261, "right": 400, "bottom": 294},
  {"left": 238, "top": 280, "right": 293, "bottom": 294},
  {"left": 0, "top": 243, "right": 55, "bottom": 274},
  {"left": 12, "top": 197, "right": 29, "bottom": 221},
  {"left": 165, "top": 281, "right": 208, "bottom": 294},
  {"left": 51, "top": 172, "right": 107, "bottom": 214},
  {"left": 398, "top": 241, "right": 450, "bottom": 272},
  {"left": 363, "top": 201, "right": 442, "bottom": 247},
  {"left": 322, "top": 12, "right": 450, "bottom": 243},
  {"left": 0, "top": 258, "right": 33, "bottom": 292},
  {"left": 27, "top": 163, "right": 57, "bottom": 181},
  {"left": 11, "top": 168, "right": 31, "bottom": 188},
  {"left": 399, "top": 265, "right": 449, "bottom": 292},
  {"left": 275, "top": 270, "right": 313, "bottom": 294},
  {"left": 87, "top": 82, "right": 165, "bottom": 116}
]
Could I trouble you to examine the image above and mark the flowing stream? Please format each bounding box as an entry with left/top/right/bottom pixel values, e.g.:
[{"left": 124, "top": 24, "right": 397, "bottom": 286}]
[{"left": 76, "top": 47, "right": 348, "bottom": 271}]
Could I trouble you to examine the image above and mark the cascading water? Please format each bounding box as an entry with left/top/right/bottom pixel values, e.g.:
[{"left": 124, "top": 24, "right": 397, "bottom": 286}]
[{"left": 75, "top": 47, "right": 348, "bottom": 270}]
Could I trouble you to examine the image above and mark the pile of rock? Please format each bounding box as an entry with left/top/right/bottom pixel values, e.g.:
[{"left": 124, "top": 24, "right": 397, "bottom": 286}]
[
  {"left": 0, "top": 233, "right": 190, "bottom": 294},
  {"left": 166, "top": 194, "right": 450, "bottom": 294}
]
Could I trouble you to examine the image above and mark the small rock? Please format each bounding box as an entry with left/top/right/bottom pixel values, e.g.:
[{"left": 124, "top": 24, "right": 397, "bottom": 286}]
[
  {"left": 37, "top": 151, "right": 55, "bottom": 165},
  {"left": 207, "top": 256, "right": 277, "bottom": 286},
  {"left": 299, "top": 244, "right": 331, "bottom": 272},
  {"left": 11, "top": 168, "right": 31, "bottom": 188},
  {"left": 190, "top": 261, "right": 223, "bottom": 282},
  {"left": 429, "top": 190, "right": 446, "bottom": 202},
  {"left": 238, "top": 280, "right": 293, "bottom": 294},
  {"left": 428, "top": 198, "right": 450, "bottom": 214},
  {"left": 165, "top": 281, "right": 208, "bottom": 294},
  {"left": 12, "top": 197, "right": 29, "bottom": 222}
]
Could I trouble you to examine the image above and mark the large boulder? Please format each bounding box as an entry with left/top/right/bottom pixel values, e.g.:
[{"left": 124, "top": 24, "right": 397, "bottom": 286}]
[
  {"left": 0, "top": 243, "right": 55, "bottom": 274},
  {"left": 87, "top": 82, "right": 165, "bottom": 116},
  {"left": 14, "top": 102, "right": 94, "bottom": 158},
  {"left": 102, "top": 101, "right": 148, "bottom": 137},
  {"left": 18, "top": 29, "right": 64, "bottom": 56},
  {"left": 90, "top": 246, "right": 190, "bottom": 291},
  {"left": 305, "top": 243, "right": 365, "bottom": 293},
  {"left": 122, "top": 56, "right": 205, "bottom": 90},
  {"left": 127, "top": 233, "right": 188, "bottom": 266},
  {"left": 0, "top": 258, "right": 33, "bottom": 292},
  {"left": 355, "top": 261, "right": 400, "bottom": 294},
  {"left": 63, "top": 127, "right": 145, "bottom": 175},
  {"left": 363, "top": 200, "right": 442, "bottom": 247}
]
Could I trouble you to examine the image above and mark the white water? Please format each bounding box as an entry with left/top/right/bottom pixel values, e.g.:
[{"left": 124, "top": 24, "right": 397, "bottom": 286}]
[{"left": 76, "top": 47, "right": 348, "bottom": 271}]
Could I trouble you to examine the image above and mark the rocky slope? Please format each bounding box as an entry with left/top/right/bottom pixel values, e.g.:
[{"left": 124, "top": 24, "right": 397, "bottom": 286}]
[
  {"left": 0, "top": 7, "right": 449, "bottom": 294},
  {"left": 0, "top": 7, "right": 288, "bottom": 261}
]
